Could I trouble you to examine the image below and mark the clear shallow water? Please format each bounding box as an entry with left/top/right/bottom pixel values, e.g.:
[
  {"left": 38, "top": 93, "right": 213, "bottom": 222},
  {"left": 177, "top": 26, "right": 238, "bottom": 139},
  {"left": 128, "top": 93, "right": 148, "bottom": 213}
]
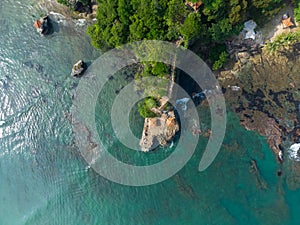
[{"left": 0, "top": 0, "right": 300, "bottom": 224}]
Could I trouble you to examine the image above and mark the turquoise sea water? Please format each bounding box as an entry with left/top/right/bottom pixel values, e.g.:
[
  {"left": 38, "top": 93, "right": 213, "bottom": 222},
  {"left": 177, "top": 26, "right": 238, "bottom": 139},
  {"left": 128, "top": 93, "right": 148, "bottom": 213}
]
[{"left": 1, "top": 0, "right": 300, "bottom": 224}]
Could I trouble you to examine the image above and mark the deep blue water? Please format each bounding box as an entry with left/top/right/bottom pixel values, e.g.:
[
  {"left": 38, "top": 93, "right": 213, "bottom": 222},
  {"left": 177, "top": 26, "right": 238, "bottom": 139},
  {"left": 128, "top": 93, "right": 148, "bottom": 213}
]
[{"left": 1, "top": 1, "right": 300, "bottom": 224}]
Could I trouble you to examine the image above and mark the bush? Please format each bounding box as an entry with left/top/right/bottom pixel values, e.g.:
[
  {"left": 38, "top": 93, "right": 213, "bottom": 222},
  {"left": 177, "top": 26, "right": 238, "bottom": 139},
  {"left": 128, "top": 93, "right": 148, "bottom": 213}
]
[
  {"left": 57, "top": 0, "right": 69, "bottom": 6},
  {"left": 212, "top": 51, "right": 228, "bottom": 70},
  {"left": 138, "top": 97, "right": 159, "bottom": 118},
  {"left": 265, "top": 31, "right": 300, "bottom": 53},
  {"left": 180, "top": 12, "right": 202, "bottom": 47},
  {"left": 209, "top": 44, "right": 228, "bottom": 70},
  {"left": 295, "top": 0, "right": 300, "bottom": 22},
  {"left": 151, "top": 63, "right": 169, "bottom": 77}
]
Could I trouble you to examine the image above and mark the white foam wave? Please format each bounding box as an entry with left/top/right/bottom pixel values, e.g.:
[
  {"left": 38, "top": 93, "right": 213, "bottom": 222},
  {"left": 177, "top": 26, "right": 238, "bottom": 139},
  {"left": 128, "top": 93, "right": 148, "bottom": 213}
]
[
  {"left": 49, "top": 11, "right": 67, "bottom": 24},
  {"left": 289, "top": 143, "right": 300, "bottom": 161},
  {"left": 176, "top": 97, "right": 190, "bottom": 111},
  {"left": 49, "top": 11, "right": 65, "bottom": 18},
  {"left": 75, "top": 19, "right": 86, "bottom": 27}
]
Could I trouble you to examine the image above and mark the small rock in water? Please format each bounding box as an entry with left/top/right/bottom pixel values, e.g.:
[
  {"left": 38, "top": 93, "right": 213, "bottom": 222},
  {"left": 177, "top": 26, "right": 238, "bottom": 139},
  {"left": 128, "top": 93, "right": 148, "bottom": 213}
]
[
  {"left": 30, "top": 86, "right": 40, "bottom": 98},
  {"left": 0, "top": 79, "right": 9, "bottom": 89},
  {"left": 23, "top": 61, "right": 44, "bottom": 74},
  {"left": 278, "top": 150, "right": 283, "bottom": 163},
  {"left": 42, "top": 97, "right": 47, "bottom": 103},
  {"left": 23, "top": 61, "right": 34, "bottom": 68},
  {"left": 34, "top": 15, "right": 51, "bottom": 35},
  {"left": 69, "top": 82, "right": 78, "bottom": 89},
  {"left": 71, "top": 60, "right": 87, "bottom": 77}
]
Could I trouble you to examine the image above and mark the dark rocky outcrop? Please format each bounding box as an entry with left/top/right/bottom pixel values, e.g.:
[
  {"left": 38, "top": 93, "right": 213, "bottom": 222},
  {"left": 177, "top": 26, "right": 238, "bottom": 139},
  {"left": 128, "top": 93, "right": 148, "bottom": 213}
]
[
  {"left": 34, "top": 15, "right": 51, "bottom": 35},
  {"left": 56, "top": 0, "right": 97, "bottom": 18}
]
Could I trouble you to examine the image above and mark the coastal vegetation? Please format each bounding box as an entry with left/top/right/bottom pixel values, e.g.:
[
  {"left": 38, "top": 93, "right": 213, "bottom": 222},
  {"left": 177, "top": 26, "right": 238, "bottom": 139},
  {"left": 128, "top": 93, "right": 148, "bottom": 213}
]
[
  {"left": 138, "top": 97, "right": 159, "bottom": 118},
  {"left": 265, "top": 30, "right": 300, "bottom": 54},
  {"left": 87, "top": 0, "right": 284, "bottom": 50},
  {"left": 84, "top": 0, "right": 284, "bottom": 117},
  {"left": 294, "top": 0, "right": 300, "bottom": 21},
  {"left": 209, "top": 44, "right": 228, "bottom": 71},
  {"left": 134, "top": 62, "right": 170, "bottom": 96}
]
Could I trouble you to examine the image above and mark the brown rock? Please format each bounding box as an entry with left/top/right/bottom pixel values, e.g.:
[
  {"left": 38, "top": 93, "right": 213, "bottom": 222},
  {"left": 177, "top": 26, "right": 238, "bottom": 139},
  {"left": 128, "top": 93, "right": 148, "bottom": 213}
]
[
  {"left": 140, "top": 110, "right": 179, "bottom": 152},
  {"left": 240, "top": 111, "right": 282, "bottom": 158}
]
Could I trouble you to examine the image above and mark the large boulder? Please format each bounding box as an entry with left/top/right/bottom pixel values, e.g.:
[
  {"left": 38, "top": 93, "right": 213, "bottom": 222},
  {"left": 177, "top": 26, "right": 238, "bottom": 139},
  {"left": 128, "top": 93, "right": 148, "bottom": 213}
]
[
  {"left": 71, "top": 60, "right": 87, "bottom": 77},
  {"left": 34, "top": 15, "right": 50, "bottom": 35}
]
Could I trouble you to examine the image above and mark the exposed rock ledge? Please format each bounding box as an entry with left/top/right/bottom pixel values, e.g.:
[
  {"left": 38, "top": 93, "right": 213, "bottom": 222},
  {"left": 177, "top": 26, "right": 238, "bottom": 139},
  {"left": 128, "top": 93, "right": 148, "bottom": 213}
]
[
  {"left": 140, "top": 97, "right": 179, "bottom": 152},
  {"left": 240, "top": 110, "right": 282, "bottom": 161}
]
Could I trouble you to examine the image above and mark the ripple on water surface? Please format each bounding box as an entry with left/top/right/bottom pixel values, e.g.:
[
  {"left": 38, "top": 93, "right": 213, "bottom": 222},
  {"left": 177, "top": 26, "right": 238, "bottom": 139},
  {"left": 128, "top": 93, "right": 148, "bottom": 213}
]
[{"left": 0, "top": 0, "right": 100, "bottom": 224}]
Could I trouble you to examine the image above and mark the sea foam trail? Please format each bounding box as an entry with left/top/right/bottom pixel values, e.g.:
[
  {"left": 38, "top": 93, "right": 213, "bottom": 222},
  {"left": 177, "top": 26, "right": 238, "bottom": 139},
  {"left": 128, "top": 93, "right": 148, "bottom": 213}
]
[
  {"left": 49, "top": 11, "right": 65, "bottom": 18},
  {"left": 49, "top": 11, "right": 67, "bottom": 25},
  {"left": 176, "top": 97, "right": 190, "bottom": 111}
]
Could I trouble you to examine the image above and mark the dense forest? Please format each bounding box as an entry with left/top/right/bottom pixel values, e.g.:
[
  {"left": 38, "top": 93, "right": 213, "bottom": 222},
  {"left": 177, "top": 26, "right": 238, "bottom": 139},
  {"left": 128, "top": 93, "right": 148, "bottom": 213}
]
[{"left": 87, "top": 0, "right": 283, "bottom": 49}]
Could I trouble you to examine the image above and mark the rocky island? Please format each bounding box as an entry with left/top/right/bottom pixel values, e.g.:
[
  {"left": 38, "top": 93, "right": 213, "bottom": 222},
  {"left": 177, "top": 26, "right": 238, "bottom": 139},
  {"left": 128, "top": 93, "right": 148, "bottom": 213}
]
[{"left": 140, "top": 97, "right": 179, "bottom": 151}]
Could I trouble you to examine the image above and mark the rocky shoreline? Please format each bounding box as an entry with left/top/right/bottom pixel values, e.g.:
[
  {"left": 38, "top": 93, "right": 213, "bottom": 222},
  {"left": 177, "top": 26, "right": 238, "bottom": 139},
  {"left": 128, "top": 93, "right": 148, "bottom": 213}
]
[
  {"left": 49, "top": 0, "right": 300, "bottom": 164},
  {"left": 218, "top": 37, "right": 300, "bottom": 165},
  {"left": 39, "top": 0, "right": 98, "bottom": 20}
]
